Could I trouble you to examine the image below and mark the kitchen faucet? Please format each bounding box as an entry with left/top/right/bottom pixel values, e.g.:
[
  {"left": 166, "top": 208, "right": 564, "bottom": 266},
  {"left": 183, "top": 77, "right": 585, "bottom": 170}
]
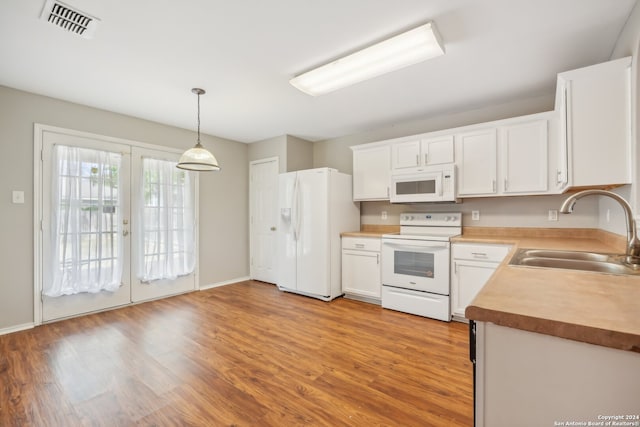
[{"left": 560, "top": 189, "right": 640, "bottom": 265}]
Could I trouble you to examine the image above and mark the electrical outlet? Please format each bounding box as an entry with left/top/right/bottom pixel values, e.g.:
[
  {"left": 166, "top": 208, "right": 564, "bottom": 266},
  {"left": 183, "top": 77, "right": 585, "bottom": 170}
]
[
  {"left": 471, "top": 210, "right": 480, "bottom": 221},
  {"left": 12, "top": 191, "right": 24, "bottom": 204},
  {"left": 381, "top": 211, "right": 388, "bottom": 220},
  {"left": 548, "top": 209, "right": 558, "bottom": 221}
]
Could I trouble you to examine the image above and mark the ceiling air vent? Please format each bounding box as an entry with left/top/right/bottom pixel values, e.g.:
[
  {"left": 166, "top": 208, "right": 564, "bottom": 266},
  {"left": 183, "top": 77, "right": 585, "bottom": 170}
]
[{"left": 40, "top": 0, "right": 100, "bottom": 39}]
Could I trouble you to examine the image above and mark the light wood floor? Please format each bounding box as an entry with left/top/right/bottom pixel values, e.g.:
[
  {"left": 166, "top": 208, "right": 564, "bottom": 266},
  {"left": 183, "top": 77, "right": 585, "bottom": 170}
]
[{"left": 0, "top": 281, "right": 473, "bottom": 426}]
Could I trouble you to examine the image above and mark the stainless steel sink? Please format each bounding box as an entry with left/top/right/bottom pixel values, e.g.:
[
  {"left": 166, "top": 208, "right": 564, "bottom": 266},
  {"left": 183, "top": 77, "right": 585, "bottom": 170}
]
[
  {"left": 509, "top": 248, "right": 640, "bottom": 276},
  {"left": 516, "top": 249, "right": 610, "bottom": 262}
]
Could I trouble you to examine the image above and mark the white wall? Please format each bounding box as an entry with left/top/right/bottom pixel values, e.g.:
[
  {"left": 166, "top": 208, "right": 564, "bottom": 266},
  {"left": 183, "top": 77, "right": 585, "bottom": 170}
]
[{"left": 0, "top": 85, "right": 249, "bottom": 330}]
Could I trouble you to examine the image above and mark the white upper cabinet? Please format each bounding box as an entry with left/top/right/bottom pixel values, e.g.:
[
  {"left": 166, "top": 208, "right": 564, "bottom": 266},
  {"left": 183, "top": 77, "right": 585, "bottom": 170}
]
[
  {"left": 500, "top": 120, "right": 548, "bottom": 194},
  {"left": 457, "top": 128, "right": 498, "bottom": 196},
  {"left": 350, "top": 57, "right": 630, "bottom": 201},
  {"left": 457, "top": 115, "right": 552, "bottom": 198},
  {"left": 391, "top": 139, "right": 421, "bottom": 169},
  {"left": 391, "top": 135, "right": 454, "bottom": 170},
  {"left": 556, "top": 57, "right": 632, "bottom": 190},
  {"left": 422, "top": 135, "right": 455, "bottom": 166},
  {"left": 352, "top": 144, "right": 391, "bottom": 201}
]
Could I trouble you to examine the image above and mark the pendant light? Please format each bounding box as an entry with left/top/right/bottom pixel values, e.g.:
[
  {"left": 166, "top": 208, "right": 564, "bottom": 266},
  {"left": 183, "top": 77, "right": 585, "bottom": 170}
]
[{"left": 177, "top": 88, "right": 220, "bottom": 171}]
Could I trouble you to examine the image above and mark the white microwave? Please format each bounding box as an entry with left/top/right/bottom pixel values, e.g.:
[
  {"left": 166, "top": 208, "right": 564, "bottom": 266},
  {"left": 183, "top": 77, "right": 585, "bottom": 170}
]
[{"left": 390, "top": 164, "right": 456, "bottom": 203}]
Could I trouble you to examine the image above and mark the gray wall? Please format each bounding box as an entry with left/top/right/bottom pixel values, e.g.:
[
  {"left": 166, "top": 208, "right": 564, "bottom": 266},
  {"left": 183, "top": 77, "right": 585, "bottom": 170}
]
[
  {"left": 247, "top": 134, "right": 313, "bottom": 172},
  {"left": 286, "top": 135, "right": 313, "bottom": 172},
  {"left": 248, "top": 135, "right": 287, "bottom": 172},
  {"left": 0, "top": 85, "right": 249, "bottom": 330}
]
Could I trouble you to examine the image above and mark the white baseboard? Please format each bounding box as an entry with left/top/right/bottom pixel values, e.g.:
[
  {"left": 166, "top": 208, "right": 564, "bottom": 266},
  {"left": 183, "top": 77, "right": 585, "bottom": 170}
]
[
  {"left": 199, "top": 276, "right": 250, "bottom": 291},
  {"left": 0, "top": 322, "right": 34, "bottom": 336}
]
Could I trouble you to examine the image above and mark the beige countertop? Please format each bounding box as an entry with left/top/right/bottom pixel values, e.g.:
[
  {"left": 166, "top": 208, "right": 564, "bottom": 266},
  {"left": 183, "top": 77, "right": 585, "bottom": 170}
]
[{"left": 459, "top": 227, "right": 640, "bottom": 353}]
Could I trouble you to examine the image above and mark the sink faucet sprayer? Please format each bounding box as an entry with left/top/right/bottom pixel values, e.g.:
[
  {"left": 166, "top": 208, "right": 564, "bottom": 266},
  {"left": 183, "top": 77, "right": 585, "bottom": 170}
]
[{"left": 560, "top": 189, "right": 640, "bottom": 265}]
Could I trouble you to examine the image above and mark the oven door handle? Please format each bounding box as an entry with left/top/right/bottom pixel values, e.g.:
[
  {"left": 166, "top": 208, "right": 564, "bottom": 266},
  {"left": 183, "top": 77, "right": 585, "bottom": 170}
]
[{"left": 383, "top": 242, "right": 448, "bottom": 250}]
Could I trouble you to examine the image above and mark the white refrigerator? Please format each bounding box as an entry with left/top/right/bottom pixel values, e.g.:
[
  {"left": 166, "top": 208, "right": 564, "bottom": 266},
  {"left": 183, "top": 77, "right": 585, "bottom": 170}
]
[{"left": 277, "top": 168, "right": 360, "bottom": 301}]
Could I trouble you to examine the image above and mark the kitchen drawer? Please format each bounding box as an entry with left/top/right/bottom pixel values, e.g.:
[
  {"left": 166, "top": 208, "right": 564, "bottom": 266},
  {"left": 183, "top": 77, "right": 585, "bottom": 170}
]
[
  {"left": 452, "top": 243, "right": 511, "bottom": 262},
  {"left": 342, "top": 236, "right": 381, "bottom": 252},
  {"left": 381, "top": 286, "right": 450, "bottom": 321}
]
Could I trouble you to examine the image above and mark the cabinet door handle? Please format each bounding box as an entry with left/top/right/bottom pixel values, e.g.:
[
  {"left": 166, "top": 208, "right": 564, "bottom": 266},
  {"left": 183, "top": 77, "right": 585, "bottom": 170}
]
[
  {"left": 376, "top": 253, "right": 380, "bottom": 265},
  {"left": 472, "top": 252, "right": 488, "bottom": 258},
  {"left": 504, "top": 178, "right": 508, "bottom": 191},
  {"left": 454, "top": 262, "right": 458, "bottom": 274},
  {"left": 424, "top": 153, "right": 428, "bottom": 164},
  {"left": 355, "top": 243, "right": 365, "bottom": 248},
  {"left": 492, "top": 180, "right": 496, "bottom": 192},
  {"left": 415, "top": 154, "right": 419, "bottom": 165}
]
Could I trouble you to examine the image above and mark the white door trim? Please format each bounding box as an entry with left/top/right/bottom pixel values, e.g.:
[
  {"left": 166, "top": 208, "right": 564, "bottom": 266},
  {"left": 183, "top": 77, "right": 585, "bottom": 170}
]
[{"left": 33, "top": 123, "right": 200, "bottom": 325}]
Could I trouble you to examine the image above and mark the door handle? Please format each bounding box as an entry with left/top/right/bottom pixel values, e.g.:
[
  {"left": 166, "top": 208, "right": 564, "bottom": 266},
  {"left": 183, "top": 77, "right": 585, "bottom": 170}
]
[{"left": 270, "top": 226, "right": 276, "bottom": 231}]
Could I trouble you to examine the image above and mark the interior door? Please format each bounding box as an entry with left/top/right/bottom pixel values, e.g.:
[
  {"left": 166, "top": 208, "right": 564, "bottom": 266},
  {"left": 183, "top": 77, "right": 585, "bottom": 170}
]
[
  {"left": 41, "top": 131, "right": 131, "bottom": 321},
  {"left": 130, "top": 147, "right": 197, "bottom": 302},
  {"left": 249, "top": 158, "right": 279, "bottom": 283}
]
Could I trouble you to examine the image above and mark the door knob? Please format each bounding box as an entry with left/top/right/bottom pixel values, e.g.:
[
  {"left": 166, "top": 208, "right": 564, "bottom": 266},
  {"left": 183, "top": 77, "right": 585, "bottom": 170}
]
[{"left": 123, "top": 229, "right": 129, "bottom": 237}]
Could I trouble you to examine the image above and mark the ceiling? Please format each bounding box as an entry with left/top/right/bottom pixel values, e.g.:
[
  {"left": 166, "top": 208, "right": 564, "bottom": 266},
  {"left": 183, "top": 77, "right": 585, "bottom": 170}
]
[{"left": 0, "top": 0, "right": 636, "bottom": 143}]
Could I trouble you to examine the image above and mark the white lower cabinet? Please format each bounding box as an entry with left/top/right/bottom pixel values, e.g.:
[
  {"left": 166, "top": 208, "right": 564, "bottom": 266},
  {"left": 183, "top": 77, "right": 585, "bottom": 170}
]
[
  {"left": 451, "top": 243, "right": 511, "bottom": 321},
  {"left": 474, "top": 322, "right": 640, "bottom": 427},
  {"left": 341, "top": 236, "right": 381, "bottom": 303}
]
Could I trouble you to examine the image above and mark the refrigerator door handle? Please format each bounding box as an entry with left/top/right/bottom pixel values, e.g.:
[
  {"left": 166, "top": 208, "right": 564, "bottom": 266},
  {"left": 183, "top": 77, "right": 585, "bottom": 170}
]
[{"left": 291, "top": 175, "right": 302, "bottom": 241}]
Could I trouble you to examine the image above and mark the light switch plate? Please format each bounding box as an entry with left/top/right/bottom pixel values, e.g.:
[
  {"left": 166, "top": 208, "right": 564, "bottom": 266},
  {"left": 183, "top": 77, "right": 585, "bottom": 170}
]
[
  {"left": 471, "top": 210, "right": 480, "bottom": 221},
  {"left": 12, "top": 191, "right": 25, "bottom": 204},
  {"left": 548, "top": 209, "right": 558, "bottom": 221}
]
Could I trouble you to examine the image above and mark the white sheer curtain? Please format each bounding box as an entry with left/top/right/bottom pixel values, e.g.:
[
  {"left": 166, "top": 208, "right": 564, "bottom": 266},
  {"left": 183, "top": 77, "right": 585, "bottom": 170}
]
[
  {"left": 46, "top": 145, "right": 123, "bottom": 297},
  {"left": 137, "top": 157, "right": 195, "bottom": 282}
]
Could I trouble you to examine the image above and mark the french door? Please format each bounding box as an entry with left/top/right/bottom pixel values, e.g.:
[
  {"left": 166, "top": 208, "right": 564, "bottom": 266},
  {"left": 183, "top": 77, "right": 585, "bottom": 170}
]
[
  {"left": 131, "top": 146, "right": 197, "bottom": 302},
  {"left": 39, "top": 127, "right": 197, "bottom": 322}
]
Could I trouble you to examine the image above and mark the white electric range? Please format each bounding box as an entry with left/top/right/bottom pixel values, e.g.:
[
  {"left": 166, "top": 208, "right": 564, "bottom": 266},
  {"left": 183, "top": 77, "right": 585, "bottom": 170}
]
[{"left": 381, "top": 212, "right": 461, "bottom": 321}]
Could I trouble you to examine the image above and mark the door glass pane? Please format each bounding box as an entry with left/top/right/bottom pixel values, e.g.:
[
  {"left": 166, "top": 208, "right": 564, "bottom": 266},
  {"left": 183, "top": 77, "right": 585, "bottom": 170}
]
[
  {"left": 138, "top": 157, "right": 195, "bottom": 282},
  {"left": 396, "top": 179, "right": 436, "bottom": 195},
  {"left": 394, "top": 251, "right": 435, "bottom": 278},
  {"left": 46, "top": 145, "right": 123, "bottom": 297}
]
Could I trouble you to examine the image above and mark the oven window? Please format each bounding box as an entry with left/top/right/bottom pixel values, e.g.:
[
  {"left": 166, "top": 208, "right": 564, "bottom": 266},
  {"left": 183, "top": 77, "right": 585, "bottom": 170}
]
[
  {"left": 396, "top": 179, "right": 436, "bottom": 195},
  {"left": 394, "top": 251, "right": 435, "bottom": 278}
]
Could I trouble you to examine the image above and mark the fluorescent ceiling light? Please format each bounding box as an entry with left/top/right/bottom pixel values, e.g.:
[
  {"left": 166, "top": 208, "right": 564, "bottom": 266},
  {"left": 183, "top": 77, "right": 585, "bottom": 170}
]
[{"left": 290, "top": 22, "right": 444, "bottom": 96}]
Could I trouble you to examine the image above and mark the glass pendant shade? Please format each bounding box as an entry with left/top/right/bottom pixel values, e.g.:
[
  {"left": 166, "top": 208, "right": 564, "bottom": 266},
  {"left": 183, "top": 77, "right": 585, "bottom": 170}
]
[
  {"left": 177, "top": 142, "right": 220, "bottom": 171},
  {"left": 177, "top": 88, "right": 221, "bottom": 172}
]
